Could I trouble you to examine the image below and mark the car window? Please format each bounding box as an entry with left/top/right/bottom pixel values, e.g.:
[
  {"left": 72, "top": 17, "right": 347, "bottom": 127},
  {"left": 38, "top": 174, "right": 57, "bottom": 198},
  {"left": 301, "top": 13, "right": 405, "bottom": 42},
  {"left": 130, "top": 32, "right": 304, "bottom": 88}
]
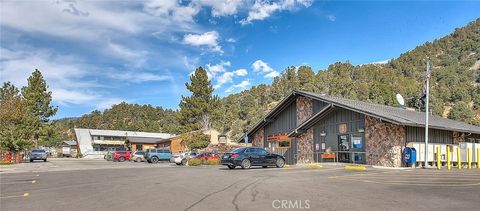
[
  {"left": 32, "top": 150, "right": 45, "bottom": 153},
  {"left": 231, "top": 148, "right": 245, "bottom": 153},
  {"left": 257, "top": 148, "right": 268, "bottom": 155}
]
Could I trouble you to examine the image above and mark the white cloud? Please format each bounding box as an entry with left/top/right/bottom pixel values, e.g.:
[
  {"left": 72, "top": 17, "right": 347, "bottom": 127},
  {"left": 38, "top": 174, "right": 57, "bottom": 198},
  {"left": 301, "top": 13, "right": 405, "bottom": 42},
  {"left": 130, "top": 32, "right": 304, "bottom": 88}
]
[
  {"left": 183, "top": 31, "right": 223, "bottom": 53},
  {"left": 234, "top": 69, "right": 248, "bottom": 76},
  {"left": 240, "top": 0, "right": 313, "bottom": 25},
  {"left": 252, "top": 60, "right": 274, "bottom": 72},
  {"left": 143, "top": 0, "right": 200, "bottom": 23},
  {"left": 226, "top": 38, "right": 236, "bottom": 43},
  {"left": 195, "top": 0, "right": 244, "bottom": 17},
  {"left": 264, "top": 71, "right": 280, "bottom": 78},
  {"left": 108, "top": 42, "right": 148, "bottom": 67},
  {"left": 214, "top": 71, "right": 235, "bottom": 89},
  {"left": 1, "top": 47, "right": 129, "bottom": 109},
  {"left": 225, "top": 79, "right": 251, "bottom": 93},
  {"left": 327, "top": 15, "right": 336, "bottom": 22},
  {"left": 206, "top": 61, "right": 231, "bottom": 78},
  {"left": 105, "top": 70, "right": 173, "bottom": 83}
]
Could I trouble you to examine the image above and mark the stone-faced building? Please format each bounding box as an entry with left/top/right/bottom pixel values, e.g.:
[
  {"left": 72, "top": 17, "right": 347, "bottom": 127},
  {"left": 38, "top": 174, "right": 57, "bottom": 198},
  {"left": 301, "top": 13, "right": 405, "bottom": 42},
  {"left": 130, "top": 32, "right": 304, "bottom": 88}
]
[{"left": 242, "top": 91, "right": 480, "bottom": 167}]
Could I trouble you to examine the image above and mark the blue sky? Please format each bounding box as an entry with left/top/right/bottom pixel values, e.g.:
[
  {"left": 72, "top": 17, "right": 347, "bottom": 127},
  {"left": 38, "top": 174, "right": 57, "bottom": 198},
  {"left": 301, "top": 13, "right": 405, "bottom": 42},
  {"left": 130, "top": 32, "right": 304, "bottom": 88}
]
[{"left": 1, "top": 0, "right": 479, "bottom": 119}]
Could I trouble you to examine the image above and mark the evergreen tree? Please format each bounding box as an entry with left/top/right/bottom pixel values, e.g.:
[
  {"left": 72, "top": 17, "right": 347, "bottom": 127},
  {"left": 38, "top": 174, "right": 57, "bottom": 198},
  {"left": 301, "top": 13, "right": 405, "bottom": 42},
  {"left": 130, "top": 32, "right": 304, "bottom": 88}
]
[
  {"left": 178, "top": 67, "right": 219, "bottom": 132},
  {"left": 448, "top": 101, "right": 474, "bottom": 123},
  {"left": 0, "top": 82, "right": 35, "bottom": 155},
  {"left": 21, "top": 69, "right": 58, "bottom": 147}
]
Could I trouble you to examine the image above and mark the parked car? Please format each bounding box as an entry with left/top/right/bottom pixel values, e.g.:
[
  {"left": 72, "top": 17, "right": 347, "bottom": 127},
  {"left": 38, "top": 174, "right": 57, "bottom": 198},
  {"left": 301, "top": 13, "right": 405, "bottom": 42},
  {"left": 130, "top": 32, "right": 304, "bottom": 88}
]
[
  {"left": 145, "top": 148, "right": 172, "bottom": 163},
  {"left": 30, "top": 149, "right": 48, "bottom": 162},
  {"left": 130, "top": 151, "right": 146, "bottom": 162},
  {"left": 170, "top": 151, "right": 198, "bottom": 165},
  {"left": 194, "top": 152, "right": 220, "bottom": 161},
  {"left": 221, "top": 147, "right": 285, "bottom": 169},
  {"left": 112, "top": 151, "right": 131, "bottom": 162}
]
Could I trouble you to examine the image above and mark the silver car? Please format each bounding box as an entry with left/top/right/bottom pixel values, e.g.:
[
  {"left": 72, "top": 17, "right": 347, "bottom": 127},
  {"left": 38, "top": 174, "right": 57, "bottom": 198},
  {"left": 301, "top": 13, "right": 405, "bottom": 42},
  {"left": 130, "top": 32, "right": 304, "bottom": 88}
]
[{"left": 30, "top": 149, "right": 48, "bottom": 162}]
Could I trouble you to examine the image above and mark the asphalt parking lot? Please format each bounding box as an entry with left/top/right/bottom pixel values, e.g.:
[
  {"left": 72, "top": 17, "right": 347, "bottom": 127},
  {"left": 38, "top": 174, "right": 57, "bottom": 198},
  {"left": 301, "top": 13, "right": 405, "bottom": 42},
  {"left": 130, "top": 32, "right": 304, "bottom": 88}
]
[{"left": 1, "top": 159, "right": 479, "bottom": 211}]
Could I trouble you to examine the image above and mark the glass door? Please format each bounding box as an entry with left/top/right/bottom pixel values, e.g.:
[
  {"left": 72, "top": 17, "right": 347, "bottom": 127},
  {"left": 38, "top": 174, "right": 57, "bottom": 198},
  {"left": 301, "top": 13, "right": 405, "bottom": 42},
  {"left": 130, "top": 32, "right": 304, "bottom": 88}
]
[{"left": 338, "top": 135, "right": 350, "bottom": 162}]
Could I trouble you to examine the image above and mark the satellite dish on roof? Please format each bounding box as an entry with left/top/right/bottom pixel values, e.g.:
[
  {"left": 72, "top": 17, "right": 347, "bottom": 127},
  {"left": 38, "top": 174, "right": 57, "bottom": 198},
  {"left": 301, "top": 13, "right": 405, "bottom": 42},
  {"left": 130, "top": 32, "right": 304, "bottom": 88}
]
[{"left": 396, "top": 93, "right": 405, "bottom": 107}]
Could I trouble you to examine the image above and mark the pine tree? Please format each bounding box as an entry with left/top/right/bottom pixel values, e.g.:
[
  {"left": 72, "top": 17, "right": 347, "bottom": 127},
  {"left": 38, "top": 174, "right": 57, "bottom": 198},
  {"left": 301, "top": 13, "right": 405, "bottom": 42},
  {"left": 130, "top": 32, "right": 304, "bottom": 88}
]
[
  {"left": 0, "top": 82, "right": 35, "bottom": 155},
  {"left": 178, "top": 67, "right": 219, "bottom": 132},
  {"left": 21, "top": 69, "right": 58, "bottom": 147}
]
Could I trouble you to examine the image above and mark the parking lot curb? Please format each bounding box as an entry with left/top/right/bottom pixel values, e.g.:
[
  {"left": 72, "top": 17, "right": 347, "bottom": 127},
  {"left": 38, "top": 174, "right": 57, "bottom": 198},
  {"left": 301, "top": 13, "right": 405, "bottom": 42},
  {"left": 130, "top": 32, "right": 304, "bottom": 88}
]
[{"left": 344, "top": 165, "right": 367, "bottom": 171}]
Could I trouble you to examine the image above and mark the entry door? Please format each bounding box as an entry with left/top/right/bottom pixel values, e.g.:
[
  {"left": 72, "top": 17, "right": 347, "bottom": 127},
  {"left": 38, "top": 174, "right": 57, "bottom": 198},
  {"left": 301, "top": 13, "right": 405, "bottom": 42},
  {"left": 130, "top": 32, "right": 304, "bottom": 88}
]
[{"left": 338, "top": 135, "right": 350, "bottom": 162}]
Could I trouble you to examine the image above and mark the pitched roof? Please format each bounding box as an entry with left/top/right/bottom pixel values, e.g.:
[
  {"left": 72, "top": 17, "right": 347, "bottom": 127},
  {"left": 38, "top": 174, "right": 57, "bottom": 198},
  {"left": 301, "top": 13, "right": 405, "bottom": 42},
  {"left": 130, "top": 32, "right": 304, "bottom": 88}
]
[
  {"left": 245, "top": 91, "right": 480, "bottom": 140},
  {"left": 298, "top": 91, "right": 480, "bottom": 134}
]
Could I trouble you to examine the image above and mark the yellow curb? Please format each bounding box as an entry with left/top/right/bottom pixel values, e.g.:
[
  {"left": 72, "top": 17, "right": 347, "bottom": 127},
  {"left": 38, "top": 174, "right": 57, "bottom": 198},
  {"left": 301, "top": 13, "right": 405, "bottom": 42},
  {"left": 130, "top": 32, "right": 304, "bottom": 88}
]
[
  {"left": 306, "top": 164, "right": 324, "bottom": 169},
  {"left": 31, "top": 180, "right": 36, "bottom": 184},
  {"left": 344, "top": 165, "right": 367, "bottom": 171},
  {"left": 23, "top": 193, "right": 29, "bottom": 197},
  {"left": 283, "top": 164, "right": 290, "bottom": 168}
]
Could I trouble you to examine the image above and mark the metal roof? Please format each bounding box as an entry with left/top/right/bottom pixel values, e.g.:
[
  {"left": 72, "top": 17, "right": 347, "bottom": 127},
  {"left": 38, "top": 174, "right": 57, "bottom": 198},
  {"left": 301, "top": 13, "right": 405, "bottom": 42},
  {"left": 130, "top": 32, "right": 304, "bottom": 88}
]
[
  {"left": 82, "top": 128, "right": 173, "bottom": 139},
  {"left": 244, "top": 91, "right": 480, "bottom": 140},
  {"left": 126, "top": 137, "right": 164, "bottom": 144}
]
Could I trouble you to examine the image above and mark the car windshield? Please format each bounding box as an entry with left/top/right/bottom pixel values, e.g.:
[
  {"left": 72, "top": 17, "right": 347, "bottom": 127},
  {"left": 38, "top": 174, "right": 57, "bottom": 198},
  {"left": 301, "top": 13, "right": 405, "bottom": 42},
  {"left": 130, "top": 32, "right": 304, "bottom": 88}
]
[{"left": 32, "top": 150, "right": 45, "bottom": 153}]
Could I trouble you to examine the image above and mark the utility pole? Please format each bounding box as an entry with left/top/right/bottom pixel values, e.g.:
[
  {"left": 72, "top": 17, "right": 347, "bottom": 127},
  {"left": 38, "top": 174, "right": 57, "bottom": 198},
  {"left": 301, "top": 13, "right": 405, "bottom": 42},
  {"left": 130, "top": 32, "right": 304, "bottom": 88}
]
[{"left": 424, "top": 61, "right": 431, "bottom": 168}]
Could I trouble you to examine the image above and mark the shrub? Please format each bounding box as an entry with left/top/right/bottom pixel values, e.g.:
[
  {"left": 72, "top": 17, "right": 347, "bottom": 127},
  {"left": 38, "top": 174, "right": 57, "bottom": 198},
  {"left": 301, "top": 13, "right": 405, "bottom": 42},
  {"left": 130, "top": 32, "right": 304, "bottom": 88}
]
[
  {"left": 188, "top": 158, "right": 203, "bottom": 166},
  {"left": 205, "top": 159, "right": 220, "bottom": 165}
]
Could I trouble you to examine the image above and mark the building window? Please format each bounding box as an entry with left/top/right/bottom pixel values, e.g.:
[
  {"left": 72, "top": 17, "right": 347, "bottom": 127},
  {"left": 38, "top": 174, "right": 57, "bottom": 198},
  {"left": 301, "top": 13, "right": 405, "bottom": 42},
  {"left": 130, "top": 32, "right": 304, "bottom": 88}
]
[
  {"left": 278, "top": 140, "right": 291, "bottom": 148},
  {"left": 136, "top": 144, "right": 143, "bottom": 151}
]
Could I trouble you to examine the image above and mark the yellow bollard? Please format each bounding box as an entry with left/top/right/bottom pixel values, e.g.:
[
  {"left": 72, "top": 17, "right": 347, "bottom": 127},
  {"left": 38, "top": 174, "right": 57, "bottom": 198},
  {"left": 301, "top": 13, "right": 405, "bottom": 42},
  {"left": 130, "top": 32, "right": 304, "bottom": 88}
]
[
  {"left": 447, "top": 146, "right": 451, "bottom": 170},
  {"left": 457, "top": 147, "right": 461, "bottom": 169},
  {"left": 467, "top": 148, "right": 472, "bottom": 169},
  {"left": 477, "top": 148, "right": 480, "bottom": 169},
  {"left": 436, "top": 146, "right": 441, "bottom": 170}
]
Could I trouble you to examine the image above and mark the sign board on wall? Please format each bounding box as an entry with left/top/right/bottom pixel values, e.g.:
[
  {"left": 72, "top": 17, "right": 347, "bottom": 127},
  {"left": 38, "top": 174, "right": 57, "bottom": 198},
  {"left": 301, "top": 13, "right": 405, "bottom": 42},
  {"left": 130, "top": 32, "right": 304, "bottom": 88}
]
[
  {"left": 315, "top": 143, "right": 320, "bottom": 151},
  {"left": 338, "top": 123, "right": 347, "bottom": 134}
]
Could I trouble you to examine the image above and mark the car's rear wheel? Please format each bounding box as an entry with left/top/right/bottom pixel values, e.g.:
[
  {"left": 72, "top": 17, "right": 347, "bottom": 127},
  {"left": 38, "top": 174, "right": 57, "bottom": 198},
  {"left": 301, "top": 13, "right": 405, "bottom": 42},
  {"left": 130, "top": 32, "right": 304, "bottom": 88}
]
[
  {"left": 275, "top": 158, "right": 285, "bottom": 168},
  {"left": 262, "top": 166, "right": 267, "bottom": 168},
  {"left": 30, "top": 159, "right": 33, "bottom": 162},
  {"left": 119, "top": 157, "right": 125, "bottom": 162},
  {"left": 227, "top": 165, "right": 235, "bottom": 169},
  {"left": 44, "top": 159, "right": 47, "bottom": 162},
  {"left": 151, "top": 157, "right": 159, "bottom": 163},
  {"left": 181, "top": 159, "right": 187, "bottom": 165},
  {"left": 136, "top": 158, "right": 142, "bottom": 162},
  {"left": 240, "top": 159, "right": 251, "bottom": 169}
]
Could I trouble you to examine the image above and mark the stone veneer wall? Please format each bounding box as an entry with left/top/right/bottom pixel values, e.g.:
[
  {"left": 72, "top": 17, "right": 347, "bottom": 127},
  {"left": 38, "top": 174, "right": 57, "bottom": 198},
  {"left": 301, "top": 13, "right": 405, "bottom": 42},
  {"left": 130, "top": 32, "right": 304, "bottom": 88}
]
[
  {"left": 296, "top": 128, "right": 314, "bottom": 163},
  {"left": 296, "top": 96, "right": 313, "bottom": 164},
  {"left": 365, "top": 116, "right": 405, "bottom": 167},
  {"left": 453, "top": 131, "right": 464, "bottom": 144},
  {"left": 252, "top": 128, "right": 264, "bottom": 147},
  {"left": 296, "top": 96, "right": 313, "bottom": 124}
]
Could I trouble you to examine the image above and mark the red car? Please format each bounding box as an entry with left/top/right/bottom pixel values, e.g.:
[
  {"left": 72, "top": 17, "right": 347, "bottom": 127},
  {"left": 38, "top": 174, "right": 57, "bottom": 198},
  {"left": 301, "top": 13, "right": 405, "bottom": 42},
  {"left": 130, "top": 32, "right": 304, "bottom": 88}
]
[
  {"left": 112, "top": 151, "right": 131, "bottom": 162},
  {"left": 195, "top": 152, "right": 220, "bottom": 161}
]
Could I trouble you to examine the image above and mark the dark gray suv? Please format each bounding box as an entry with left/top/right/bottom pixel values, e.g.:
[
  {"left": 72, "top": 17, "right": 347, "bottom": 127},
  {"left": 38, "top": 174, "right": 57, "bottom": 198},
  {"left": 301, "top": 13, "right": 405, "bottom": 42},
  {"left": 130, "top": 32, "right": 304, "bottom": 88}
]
[{"left": 30, "top": 149, "right": 48, "bottom": 162}]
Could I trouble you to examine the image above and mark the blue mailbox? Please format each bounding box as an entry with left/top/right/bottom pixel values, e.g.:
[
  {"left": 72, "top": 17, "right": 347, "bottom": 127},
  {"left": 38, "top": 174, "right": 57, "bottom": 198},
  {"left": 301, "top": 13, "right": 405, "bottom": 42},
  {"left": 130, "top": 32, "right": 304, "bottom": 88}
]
[{"left": 402, "top": 147, "right": 417, "bottom": 163}]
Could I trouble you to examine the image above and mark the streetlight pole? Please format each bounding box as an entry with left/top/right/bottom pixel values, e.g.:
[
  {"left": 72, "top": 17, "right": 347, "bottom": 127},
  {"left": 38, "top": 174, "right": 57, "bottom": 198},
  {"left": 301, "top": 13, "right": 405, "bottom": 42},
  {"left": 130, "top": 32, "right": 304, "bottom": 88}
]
[{"left": 424, "top": 61, "right": 431, "bottom": 168}]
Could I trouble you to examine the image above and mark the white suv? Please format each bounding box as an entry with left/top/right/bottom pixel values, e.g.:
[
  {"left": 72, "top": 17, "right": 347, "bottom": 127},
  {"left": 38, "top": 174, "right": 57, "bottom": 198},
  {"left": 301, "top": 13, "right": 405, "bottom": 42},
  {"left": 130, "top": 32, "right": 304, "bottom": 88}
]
[{"left": 170, "top": 152, "right": 198, "bottom": 165}]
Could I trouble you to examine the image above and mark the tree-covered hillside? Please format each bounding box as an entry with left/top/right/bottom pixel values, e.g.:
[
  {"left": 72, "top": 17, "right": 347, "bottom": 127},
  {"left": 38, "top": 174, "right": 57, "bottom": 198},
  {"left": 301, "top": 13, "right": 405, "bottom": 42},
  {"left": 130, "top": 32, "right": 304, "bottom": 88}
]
[{"left": 56, "top": 18, "right": 480, "bottom": 141}]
